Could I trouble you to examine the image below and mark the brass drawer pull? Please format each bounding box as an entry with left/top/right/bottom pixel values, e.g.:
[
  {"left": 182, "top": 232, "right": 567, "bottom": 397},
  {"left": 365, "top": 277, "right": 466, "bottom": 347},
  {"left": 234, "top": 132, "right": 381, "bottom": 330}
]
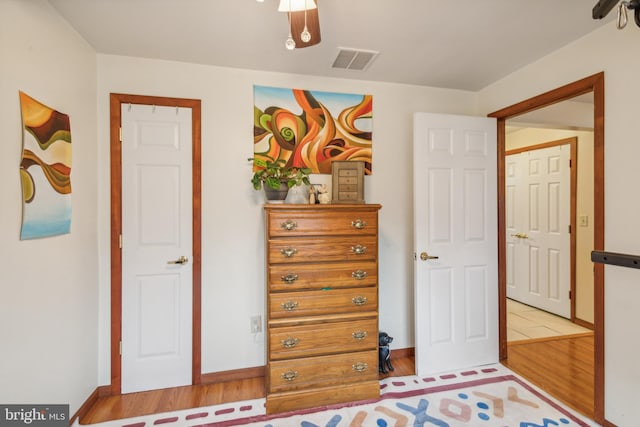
[
  {"left": 352, "top": 296, "right": 368, "bottom": 306},
  {"left": 281, "top": 274, "right": 299, "bottom": 284},
  {"left": 351, "top": 245, "right": 367, "bottom": 255},
  {"left": 281, "top": 337, "right": 300, "bottom": 348},
  {"left": 352, "top": 331, "right": 368, "bottom": 340},
  {"left": 281, "top": 301, "right": 299, "bottom": 311},
  {"left": 352, "top": 270, "right": 368, "bottom": 280},
  {"left": 281, "top": 370, "right": 298, "bottom": 382},
  {"left": 280, "top": 247, "right": 298, "bottom": 258},
  {"left": 352, "top": 362, "right": 368, "bottom": 372},
  {"left": 280, "top": 220, "right": 298, "bottom": 231},
  {"left": 351, "top": 219, "right": 367, "bottom": 230}
]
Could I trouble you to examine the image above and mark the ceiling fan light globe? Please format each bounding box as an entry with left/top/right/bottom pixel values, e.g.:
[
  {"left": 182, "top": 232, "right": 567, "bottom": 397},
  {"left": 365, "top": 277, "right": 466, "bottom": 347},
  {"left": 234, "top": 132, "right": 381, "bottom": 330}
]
[
  {"left": 285, "top": 36, "right": 296, "bottom": 50},
  {"left": 301, "top": 28, "right": 311, "bottom": 43}
]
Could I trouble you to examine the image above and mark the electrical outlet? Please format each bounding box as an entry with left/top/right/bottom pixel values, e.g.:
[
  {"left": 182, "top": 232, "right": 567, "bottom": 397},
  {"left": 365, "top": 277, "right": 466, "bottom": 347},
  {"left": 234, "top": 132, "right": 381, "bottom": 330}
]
[{"left": 250, "top": 315, "right": 262, "bottom": 333}]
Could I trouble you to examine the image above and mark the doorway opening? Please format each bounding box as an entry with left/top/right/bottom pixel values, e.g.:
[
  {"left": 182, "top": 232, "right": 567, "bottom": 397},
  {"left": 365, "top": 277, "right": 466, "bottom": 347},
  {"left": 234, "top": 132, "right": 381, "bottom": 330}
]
[
  {"left": 489, "top": 72, "right": 605, "bottom": 423},
  {"left": 109, "top": 93, "right": 203, "bottom": 394},
  {"left": 505, "top": 137, "right": 577, "bottom": 324}
]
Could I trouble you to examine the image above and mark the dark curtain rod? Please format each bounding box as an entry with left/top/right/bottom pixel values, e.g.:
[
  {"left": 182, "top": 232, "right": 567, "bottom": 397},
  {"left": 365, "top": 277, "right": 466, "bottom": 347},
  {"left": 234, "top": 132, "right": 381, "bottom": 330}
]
[{"left": 591, "top": 251, "right": 640, "bottom": 269}]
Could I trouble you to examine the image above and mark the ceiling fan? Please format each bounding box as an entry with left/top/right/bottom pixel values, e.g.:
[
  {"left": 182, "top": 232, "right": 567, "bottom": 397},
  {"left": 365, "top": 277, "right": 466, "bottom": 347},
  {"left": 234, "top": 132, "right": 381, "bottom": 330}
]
[
  {"left": 593, "top": 0, "right": 640, "bottom": 28},
  {"left": 257, "top": 0, "right": 321, "bottom": 49}
]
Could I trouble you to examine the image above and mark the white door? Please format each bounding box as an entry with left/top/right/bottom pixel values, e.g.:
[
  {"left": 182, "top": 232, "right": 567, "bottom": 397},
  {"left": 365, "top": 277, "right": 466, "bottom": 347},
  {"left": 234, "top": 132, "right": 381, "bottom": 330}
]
[
  {"left": 505, "top": 153, "right": 524, "bottom": 303},
  {"left": 121, "top": 104, "right": 193, "bottom": 393},
  {"left": 506, "top": 145, "right": 570, "bottom": 318},
  {"left": 413, "top": 113, "right": 498, "bottom": 375}
]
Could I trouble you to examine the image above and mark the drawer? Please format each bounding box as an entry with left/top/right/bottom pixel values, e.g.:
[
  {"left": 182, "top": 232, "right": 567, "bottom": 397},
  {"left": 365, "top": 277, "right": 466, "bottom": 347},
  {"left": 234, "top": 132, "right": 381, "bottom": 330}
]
[
  {"left": 269, "top": 318, "right": 377, "bottom": 360},
  {"left": 267, "top": 236, "right": 377, "bottom": 264},
  {"left": 269, "top": 287, "right": 377, "bottom": 319},
  {"left": 268, "top": 261, "right": 377, "bottom": 292},
  {"left": 267, "top": 210, "right": 378, "bottom": 237},
  {"left": 268, "top": 350, "right": 378, "bottom": 393},
  {"left": 266, "top": 381, "right": 379, "bottom": 414}
]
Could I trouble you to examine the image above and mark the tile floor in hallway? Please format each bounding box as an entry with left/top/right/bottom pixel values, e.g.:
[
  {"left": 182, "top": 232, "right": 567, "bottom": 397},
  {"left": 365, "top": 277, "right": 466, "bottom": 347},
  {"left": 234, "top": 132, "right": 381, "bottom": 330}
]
[{"left": 507, "top": 298, "right": 593, "bottom": 341}]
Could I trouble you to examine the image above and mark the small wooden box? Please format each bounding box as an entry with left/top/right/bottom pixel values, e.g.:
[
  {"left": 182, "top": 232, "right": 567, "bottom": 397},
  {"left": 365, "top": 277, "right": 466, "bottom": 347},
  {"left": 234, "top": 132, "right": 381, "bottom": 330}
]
[{"left": 331, "top": 161, "right": 365, "bottom": 204}]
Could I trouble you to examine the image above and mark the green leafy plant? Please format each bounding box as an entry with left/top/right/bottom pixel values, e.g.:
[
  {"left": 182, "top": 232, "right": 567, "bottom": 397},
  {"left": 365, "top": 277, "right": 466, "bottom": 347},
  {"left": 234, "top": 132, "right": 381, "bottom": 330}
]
[{"left": 249, "top": 158, "right": 312, "bottom": 190}]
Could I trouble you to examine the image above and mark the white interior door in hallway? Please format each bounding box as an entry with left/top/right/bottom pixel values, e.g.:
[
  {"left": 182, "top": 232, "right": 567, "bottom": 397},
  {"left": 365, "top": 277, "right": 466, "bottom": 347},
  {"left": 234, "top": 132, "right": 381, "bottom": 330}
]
[
  {"left": 121, "top": 104, "right": 193, "bottom": 393},
  {"left": 505, "top": 144, "right": 570, "bottom": 318},
  {"left": 413, "top": 112, "right": 498, "bottom": 375}
]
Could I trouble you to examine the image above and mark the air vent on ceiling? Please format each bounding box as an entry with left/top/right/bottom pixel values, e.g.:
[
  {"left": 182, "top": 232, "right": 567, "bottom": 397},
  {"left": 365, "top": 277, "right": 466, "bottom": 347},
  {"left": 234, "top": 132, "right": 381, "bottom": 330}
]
[{"left": 331, "top": 48, "right": 379, "bottom": 71}]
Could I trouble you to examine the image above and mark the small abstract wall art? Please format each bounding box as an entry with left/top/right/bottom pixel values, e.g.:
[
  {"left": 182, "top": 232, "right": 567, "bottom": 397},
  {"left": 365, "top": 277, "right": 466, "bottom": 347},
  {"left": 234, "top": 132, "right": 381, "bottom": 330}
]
[
  {"left": 19, "top": 91, "right": 72, "bottom": 240},
  {"left": 253, "top": 85, "right": 373, "bottom": 175}
]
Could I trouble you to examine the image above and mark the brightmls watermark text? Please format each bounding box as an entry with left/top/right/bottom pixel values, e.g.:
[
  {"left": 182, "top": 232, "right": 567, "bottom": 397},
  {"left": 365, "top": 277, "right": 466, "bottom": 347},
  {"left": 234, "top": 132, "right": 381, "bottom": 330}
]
[{"left": 0, "top": 405, "right": 68, "bottom": 426}]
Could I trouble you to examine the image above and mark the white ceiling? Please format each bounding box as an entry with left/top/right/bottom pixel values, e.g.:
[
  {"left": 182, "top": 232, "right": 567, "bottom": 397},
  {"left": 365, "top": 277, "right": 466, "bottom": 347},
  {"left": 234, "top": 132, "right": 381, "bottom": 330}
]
[{"left": 48, "top": 0, "right": 612, "bottom": 91}]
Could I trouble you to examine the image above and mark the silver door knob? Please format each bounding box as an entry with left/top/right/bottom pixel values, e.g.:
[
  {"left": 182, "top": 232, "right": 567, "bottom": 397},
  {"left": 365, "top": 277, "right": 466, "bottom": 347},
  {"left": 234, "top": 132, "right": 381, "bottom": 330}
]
[
  {"left": 420, "top": 252, "right": 439, "bottom": 261},
  {"left": 167, "top": 256, "right": 189, "bottom": 265}
]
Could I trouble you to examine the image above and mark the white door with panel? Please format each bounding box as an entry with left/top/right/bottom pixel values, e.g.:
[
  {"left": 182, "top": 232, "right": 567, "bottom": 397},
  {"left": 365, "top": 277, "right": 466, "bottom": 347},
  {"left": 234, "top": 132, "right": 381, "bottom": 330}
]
[
  {"left": 413, "top": 113, "right": 498, "bottom": 375},
  {"left": 506, "top": 145, "right": 570, "bottom": 318},
  {"left": 121, "top": 104, "right": 193, "bottom": 393}
]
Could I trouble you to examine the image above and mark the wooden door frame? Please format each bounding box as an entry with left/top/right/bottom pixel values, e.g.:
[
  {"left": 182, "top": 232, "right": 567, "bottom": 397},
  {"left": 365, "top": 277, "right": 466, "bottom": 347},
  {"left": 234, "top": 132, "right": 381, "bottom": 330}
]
[
  {"left": 109, "top": 93, "right": 202, "bottom": 394},
  {"left": 505, "top": 137, "right": 578, "bottom": 322},
  {"left": 488, "top": 72, "right": 605, "bottom": 423}
]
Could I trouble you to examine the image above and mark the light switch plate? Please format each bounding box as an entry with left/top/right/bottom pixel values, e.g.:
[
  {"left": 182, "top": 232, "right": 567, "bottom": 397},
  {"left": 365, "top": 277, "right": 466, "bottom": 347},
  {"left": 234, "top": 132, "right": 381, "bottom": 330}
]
[{"left": 579, "top": 215, "right": 589, "bottom": 227}]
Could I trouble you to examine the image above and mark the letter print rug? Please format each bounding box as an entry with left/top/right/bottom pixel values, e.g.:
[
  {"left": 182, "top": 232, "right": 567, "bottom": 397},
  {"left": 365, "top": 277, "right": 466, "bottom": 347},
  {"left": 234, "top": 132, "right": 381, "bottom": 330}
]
[{"left": 77, "top": 365, "right": 600, "bottom": 427}]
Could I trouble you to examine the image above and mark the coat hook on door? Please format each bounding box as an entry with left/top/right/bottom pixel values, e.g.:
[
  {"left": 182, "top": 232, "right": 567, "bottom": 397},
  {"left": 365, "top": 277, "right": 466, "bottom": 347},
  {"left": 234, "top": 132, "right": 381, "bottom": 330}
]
[{"left": 127, "top": 103, "right": 132, "bottom": 112}]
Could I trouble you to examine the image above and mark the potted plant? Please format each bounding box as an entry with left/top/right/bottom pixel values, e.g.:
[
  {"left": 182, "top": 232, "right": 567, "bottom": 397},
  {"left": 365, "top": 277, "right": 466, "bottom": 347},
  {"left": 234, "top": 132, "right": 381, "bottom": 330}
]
[{"left": 249, "top": 158, "right": 312, "bottom": 202}]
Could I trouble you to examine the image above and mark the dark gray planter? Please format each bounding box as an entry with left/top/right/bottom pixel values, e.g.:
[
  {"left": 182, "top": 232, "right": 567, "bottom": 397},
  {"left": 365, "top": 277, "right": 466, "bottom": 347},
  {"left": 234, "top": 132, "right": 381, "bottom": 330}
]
[{"left": 263, "top": 182, "right": 289, "bottom": 202}]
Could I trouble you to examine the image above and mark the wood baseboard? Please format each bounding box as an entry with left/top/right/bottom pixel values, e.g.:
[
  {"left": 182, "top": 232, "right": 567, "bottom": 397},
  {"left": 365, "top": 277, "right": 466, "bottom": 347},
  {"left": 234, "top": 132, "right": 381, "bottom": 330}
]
[
  {"left": 200, "top": 365, "right": 265, "bottom": 384},
  {"left": 573, "top": 317, "right": 594, "bottom": 330},
  {"left": 391, "top": 346, "right": 415, "bottom": 358},
  {"left": 70, "top": 385, "right": 111, "bottom": 425},
  {"left": 97, "top": 385, "right": 112, "bottom": 397}
]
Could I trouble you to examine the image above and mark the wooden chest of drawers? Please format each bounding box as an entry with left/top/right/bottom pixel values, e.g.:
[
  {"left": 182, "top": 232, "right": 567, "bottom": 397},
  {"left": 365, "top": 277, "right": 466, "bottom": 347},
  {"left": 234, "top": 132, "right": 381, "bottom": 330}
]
[{"left": 264, "top": 204, "right": 382, "bottom": 414}]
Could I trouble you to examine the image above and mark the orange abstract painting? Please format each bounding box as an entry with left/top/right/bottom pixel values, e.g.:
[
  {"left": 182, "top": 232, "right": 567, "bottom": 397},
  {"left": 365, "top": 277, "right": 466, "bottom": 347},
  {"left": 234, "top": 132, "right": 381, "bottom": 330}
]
[
  {"left": 19, "top": 92, "right": 72, "bottom": 239},
  {"left": 253, "top": 85, "right": 372, "bottom": 175}
]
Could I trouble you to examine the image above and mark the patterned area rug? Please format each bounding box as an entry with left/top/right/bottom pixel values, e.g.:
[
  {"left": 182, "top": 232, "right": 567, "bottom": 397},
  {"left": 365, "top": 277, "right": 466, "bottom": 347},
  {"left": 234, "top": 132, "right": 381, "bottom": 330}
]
[{"left": 77, "top": 365, "right": 599, "bottom": 427}]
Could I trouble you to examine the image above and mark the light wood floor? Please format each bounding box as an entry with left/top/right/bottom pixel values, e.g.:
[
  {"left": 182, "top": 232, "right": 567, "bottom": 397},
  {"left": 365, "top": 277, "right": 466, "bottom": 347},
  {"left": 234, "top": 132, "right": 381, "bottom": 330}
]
[
  {"left": 81, "top": 338, "right": 594, "bottom": 424},
  {"left": 80, "top": 355, "right": 416, "bottom": 424},
  {"left": 502, "top": 334, "right": 595, "bottom": 419}
]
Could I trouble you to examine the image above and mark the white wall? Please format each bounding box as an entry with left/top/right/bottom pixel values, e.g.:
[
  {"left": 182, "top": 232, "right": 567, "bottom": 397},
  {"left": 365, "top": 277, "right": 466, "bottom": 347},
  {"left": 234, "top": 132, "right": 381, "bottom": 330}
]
[
  {"left": 506, "top": 128, "right": 594, "bottom": 323},
  {"left": 8, "top": 4, "right": 637, "bottom": 424},
  {"left": 0, "top": 0, "right": 98, "bottom": 416},
  {"left": 477, "top": 22, "right": 640, "bottom": 426},
  {"left": 96, "top": 54, "right": 477, "bottom": 381}
]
